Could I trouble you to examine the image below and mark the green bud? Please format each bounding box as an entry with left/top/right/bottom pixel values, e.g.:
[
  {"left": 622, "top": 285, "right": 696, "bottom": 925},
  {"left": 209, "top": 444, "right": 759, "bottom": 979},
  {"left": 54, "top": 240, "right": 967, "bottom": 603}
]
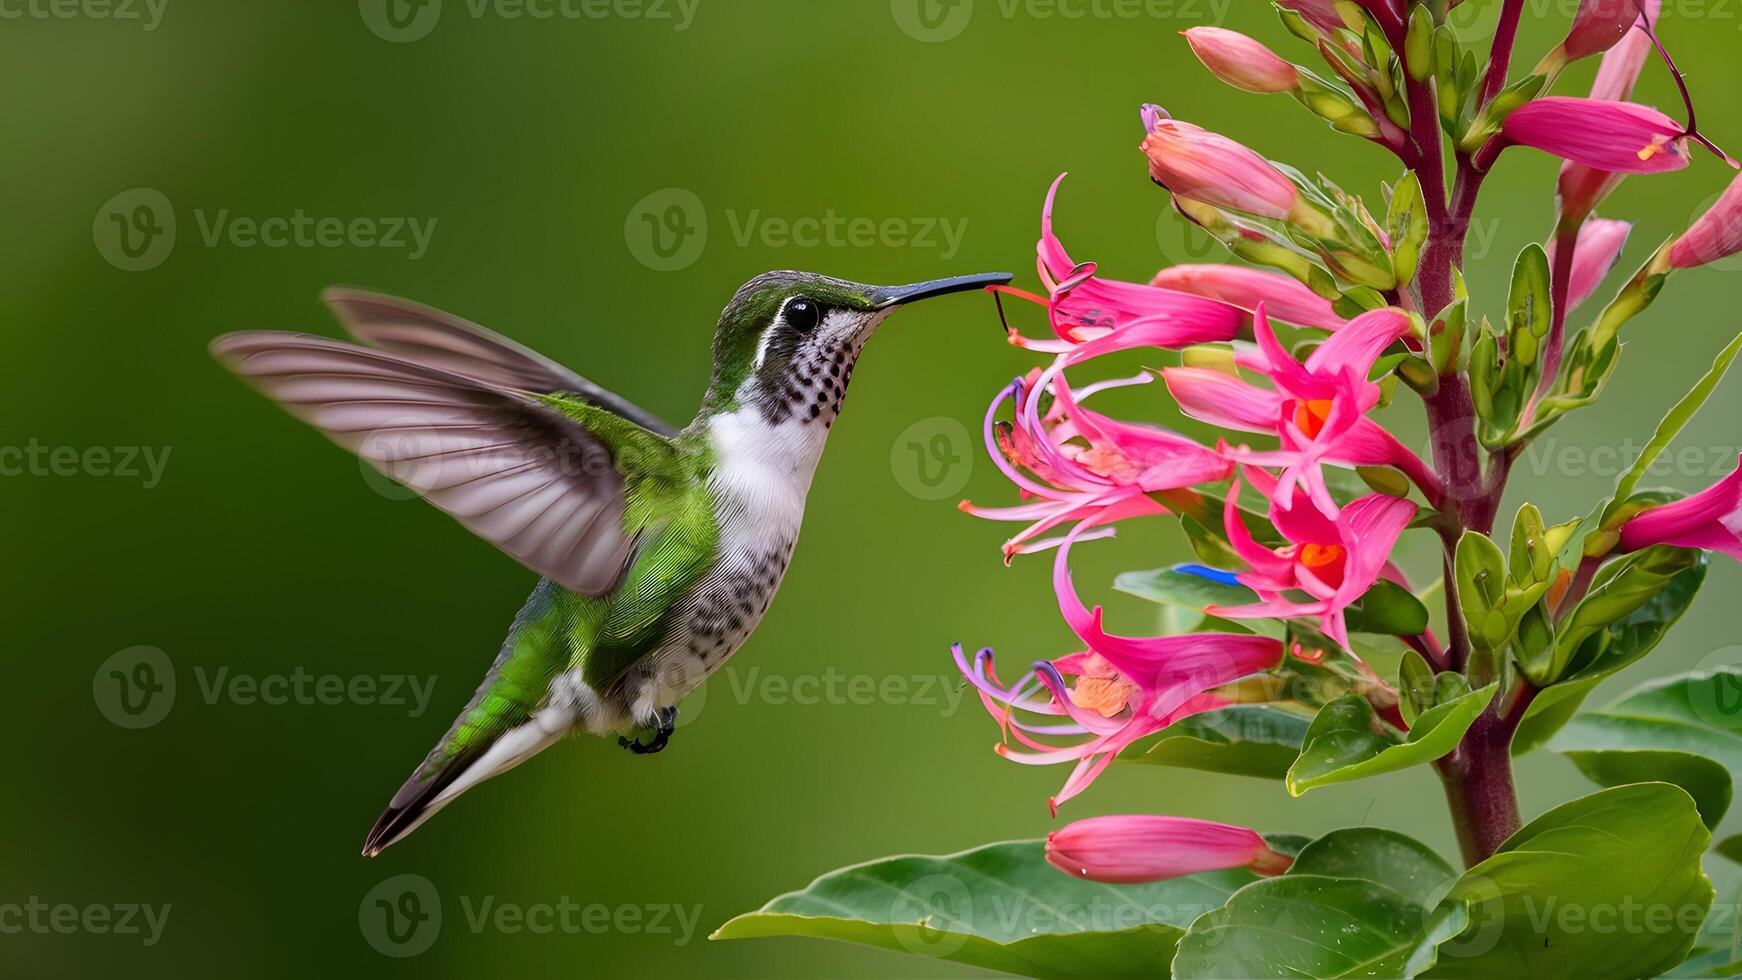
[{"left": 1405, "top": 4, "right": 1435, "bottom": 82}]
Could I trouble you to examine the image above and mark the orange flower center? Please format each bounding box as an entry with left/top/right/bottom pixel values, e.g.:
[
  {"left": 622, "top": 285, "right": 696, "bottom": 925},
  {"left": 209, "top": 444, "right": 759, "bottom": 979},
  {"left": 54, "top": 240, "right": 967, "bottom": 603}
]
[
  {"left": 1292, "top": 399, "right": 1335, "bottom": 439},
  {"left": 1300, "top": 543, "right": 1345, "bottom": 569},
  {"left": 1070, "top": 676, "right": 1139, "bottom": 718}
]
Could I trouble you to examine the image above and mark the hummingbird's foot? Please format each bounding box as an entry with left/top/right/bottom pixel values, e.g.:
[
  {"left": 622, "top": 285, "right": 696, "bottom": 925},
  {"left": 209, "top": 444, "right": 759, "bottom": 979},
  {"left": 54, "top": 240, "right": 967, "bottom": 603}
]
[{"left": 617, "top": 706, "right": 678, "bottom": 755}]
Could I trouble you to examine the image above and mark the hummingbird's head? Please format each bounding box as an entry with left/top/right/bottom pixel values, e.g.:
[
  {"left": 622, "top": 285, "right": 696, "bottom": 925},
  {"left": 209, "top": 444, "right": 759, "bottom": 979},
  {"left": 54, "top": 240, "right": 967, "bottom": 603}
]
[{"left": 705, "top": 270, "right": 1011, "bottom": 427}]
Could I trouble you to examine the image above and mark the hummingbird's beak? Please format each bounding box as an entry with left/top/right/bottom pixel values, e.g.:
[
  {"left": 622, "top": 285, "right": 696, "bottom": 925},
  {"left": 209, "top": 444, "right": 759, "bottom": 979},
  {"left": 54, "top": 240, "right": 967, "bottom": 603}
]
[{"left": 868, "top": 272, "right": 1014, "bottom": 309}]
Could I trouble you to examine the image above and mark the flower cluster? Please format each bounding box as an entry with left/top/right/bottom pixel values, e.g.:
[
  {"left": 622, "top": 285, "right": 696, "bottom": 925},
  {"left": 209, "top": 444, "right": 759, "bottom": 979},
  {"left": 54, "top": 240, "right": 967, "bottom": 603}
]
[{"left": 952, "top": 0, "right": 1742, "bottom": 889}]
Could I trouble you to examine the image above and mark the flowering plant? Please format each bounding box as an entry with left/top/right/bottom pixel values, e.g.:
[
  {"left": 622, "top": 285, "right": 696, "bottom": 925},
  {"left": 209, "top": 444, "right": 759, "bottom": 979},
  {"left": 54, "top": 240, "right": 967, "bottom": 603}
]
[{"left": 718, "top": 3, "right": 1742, "bottom": 976}]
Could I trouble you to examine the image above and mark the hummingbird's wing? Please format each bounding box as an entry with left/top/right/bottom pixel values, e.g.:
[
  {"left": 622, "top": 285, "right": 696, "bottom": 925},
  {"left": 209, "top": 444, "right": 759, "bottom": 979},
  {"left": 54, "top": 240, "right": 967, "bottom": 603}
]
[
  {"left": 321, "top": 288, "right": 680, "bottom": 438},
  {"left": 212, "top": 331, "right": 667, "bottom": 596}
]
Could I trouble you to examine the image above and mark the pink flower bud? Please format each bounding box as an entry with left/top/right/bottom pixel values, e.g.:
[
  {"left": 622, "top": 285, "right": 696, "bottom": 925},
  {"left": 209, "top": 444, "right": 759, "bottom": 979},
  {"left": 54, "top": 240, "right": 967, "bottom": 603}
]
[
  {"left": 1045, "top": 815, "right": 1292, "bottom": 884},
  {"left": 1618, "top": 457, "right": 1742, "bottom": 560},
  {"left": 1184, "top": 27, "right": 1299, "bottom": 95},
  {"left": 1150, "top": 264, "right": 1346, "bottom": 329},
  {"left": 1561, "top": 0, "right": 1645, "bottom": 62},
  {"left": 1504, "top": 97, "right": 1689, "bottom": 175},
  {"left": 1277, "top": 0, "right": 1349, "bottom": 34},
  {"left": 1548, "top": 218, "right": 1631, "bottom": 310},
  {"left": 1558, "top": 3, "right": 1660, "bottom": 222},
  {"left": 1669, "top": 172, "right": 1742, "bottom": 268},
  {"left": 1140, "top": 106, "right": 1300, "bottom": 220}
]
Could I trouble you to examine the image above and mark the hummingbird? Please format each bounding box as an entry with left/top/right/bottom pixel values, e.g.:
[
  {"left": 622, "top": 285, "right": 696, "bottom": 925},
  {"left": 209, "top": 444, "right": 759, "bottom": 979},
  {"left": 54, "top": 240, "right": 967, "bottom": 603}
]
[{"left": 211, "top": 270, "right": 1011, "bottom": 857}]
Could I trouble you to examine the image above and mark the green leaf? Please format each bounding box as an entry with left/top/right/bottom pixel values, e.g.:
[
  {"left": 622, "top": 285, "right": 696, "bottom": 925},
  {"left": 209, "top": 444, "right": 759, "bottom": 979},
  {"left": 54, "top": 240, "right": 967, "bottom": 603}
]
[
  {"left": 1423, "top": 784, "right": 1712, "bottom": 979},
  {"left": 1399, "top": 649, "right": 1435, "bottom": 726},
  {"left": 1549, "top": 546, "right": 1699, "bottom": 684},
  {"left": 1286, "top": 686, "right": 1496, "bottom": 796},
  {"left": 1115, "top": 565, "right": 1255, "bottom": 610},
  {"left": 1174, "top": 875, "right": 1457, "bottom": 979},
  {"left": 1611, "top": 328, "right": 1742, "bottom": 507},
  {"left": 1551, "top": 667, "right": 1742, "bottom": 827},
  {"left": 1388, "top": 171, "right": 1428, "bottom": 283},
  {"left": 1513, "top": 555, "right": 1707, "bottom": 754},
  {"left": 711, "top": 840, "right": 1261, "bottom": 978},
  {"left": 1345, "top": 579, "right": 1431, "bottom": 636},
  {"left": 1119, "top": 704, "right": 1312, "bottom": 780},
  {"left": 1289, "top": 828, "right": 1458, "bottom": 909},
  {"left": 1454, "top": 531, "right": 1511, "bottom": 653}
]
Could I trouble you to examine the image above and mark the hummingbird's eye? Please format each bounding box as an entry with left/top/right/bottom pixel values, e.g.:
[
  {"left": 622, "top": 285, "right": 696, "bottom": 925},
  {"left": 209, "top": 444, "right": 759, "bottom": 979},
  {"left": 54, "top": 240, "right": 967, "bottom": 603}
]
[{"left": 784, "top": 299, "right": 821, "bottom": 333}]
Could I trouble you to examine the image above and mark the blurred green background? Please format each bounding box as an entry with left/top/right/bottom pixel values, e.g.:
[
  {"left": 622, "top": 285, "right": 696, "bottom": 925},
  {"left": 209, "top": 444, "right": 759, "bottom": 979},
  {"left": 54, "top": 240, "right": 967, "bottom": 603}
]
[{"left": 5, "top": 0, "right": 1742, "bottom": 975}]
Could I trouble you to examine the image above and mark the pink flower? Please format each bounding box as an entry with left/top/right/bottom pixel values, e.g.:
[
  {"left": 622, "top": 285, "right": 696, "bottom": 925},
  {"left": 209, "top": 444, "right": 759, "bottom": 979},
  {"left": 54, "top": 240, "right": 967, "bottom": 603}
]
[
  {"left": 1184, "top": 27, "right": 1299, "bottom": 95},
  {"left": 1211, "top": 472, "right": 1417, "bottom": 651},
  {"left": 1558, "top": 3, "right": 1662, "bottom": 222},
  {"left": 1505, "top": 97, "right": 1690, "bottom": 175},
  {"left": 1000, "top": 175, "right": 1248, "bottom": 353},
  {"left": 1150, "top": 264, "right": 1347, "bottom": 330},
  {"left": 955, "top": 521, "right": 1284, "bottom": 812},
  {"left": 1549, "top": 218, "right": 1632, "bottom": 310},
  {"left": 962, "top": 368, "right": 1231, "bottom": 559},
  {"left": 1618, "top": 456, "right": 1742, "bottom": 560},
  {"left": 1161, "top": 306, "right": 1441, "bottom": 513},
  {"left": 1140, "top": 106, "right": 1300, "bottom": 220},
  {"left": 1560, "top": 0, "right": 1646, "bottom": 62},
  {"left": 1669, "top": 172, "right": 1742, "bottom": 268},
  {"left": 1046, "top": 815, "right": 1293, "bottom": 884}
]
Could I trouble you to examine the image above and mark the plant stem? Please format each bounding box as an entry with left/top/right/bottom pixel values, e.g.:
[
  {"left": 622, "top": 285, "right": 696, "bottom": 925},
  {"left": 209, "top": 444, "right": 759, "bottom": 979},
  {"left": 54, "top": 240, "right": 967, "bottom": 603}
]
[
  {"left": 1418, "top": 0, "right": 1533, "bottom": 867},
  {"left": 1436, "top": 694, "right": 1530, "bottom": 866}
]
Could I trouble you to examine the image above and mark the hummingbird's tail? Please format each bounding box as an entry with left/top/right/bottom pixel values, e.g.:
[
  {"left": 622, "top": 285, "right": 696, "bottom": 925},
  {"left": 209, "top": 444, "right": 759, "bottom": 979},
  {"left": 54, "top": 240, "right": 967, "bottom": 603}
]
[{"left": 362, "top": 580, "right": 579, "bottom": 858}]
